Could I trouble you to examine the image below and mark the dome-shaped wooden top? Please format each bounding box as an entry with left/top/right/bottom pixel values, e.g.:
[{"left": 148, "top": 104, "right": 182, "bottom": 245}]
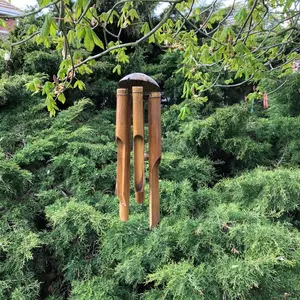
[{"left": 118, "top": 73, "right": 160, "bottom": 94}]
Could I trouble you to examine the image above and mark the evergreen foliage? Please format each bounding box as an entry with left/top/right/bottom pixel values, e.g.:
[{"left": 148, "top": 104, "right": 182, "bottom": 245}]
[
  {"left": 0, "top": 70, "right": 300, "bottom": 299},
  {"left": 0, "top": 2, "right": 300, "bottom": 297}
]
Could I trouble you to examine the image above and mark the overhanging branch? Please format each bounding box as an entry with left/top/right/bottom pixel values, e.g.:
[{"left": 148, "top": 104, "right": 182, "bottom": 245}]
[{"left": 72, "top": 1, "right": 180, "bottom": 70}]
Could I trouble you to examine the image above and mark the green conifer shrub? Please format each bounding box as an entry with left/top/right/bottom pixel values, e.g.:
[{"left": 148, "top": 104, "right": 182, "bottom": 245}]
[{"left": 0, "top": 92, "right": 299, "bottom": 299}]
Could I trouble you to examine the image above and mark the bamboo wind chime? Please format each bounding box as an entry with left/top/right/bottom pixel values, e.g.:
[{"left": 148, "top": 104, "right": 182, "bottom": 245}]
[{"left": 116, "top": 73, "right": 162, "bottom": 228}]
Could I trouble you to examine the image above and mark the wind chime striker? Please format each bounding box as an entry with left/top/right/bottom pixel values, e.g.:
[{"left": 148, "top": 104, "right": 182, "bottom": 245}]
[{"left": 116, "top": 73, "right": 161, "bottom": 228}]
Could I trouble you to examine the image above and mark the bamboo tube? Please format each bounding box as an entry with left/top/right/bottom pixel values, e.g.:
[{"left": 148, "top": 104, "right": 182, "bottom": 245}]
[
  {"left": 132, "top": 86, "right": 145, "bottom": 204},
  {"left": 116, "top": 88, "right": 131, "bottom": 221},
  {"left": 148, "top": 92, "right": 161, "bottom": 228}
]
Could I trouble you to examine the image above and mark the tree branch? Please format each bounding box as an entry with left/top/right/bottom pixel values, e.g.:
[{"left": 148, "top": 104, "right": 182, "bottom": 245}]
[
  {"left": 208, "top": 0, "right": 236, "bottom": 35},
  {"left": 234, "top": 0, "right": 259, "bottom": 44},
  {"left": 201, "top": 0, "right": 218, "bottom": 29},
  {"left": 215, "top": 75, "right": 254, "bottom": 88},
  {"left": 243, "top": 0, "right": 269, "bottom": 38},
  {"left": 72, "top": 1, "right": 180, "bottom": 71},
  {"left": 11, "top": 31, "right": 40, "bottom": 47},
  {"left": 267, "top": 76, "right": 290, "bottom": 95},
  {"left": 76, "top": 0, "right": 93, "bottom": 24},
  {"left": 175, "top": 9, "right": 224, "bottom": 46},
  {"left": 106, "top": 0, "right": 179, "bottom": 26},
  {"left": 173, "top": 0, "right": 194, "bottom": 37}
]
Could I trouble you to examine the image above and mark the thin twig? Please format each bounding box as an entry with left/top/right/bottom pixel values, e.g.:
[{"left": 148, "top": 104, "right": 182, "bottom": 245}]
[
  {"left": 173, "top": 0, "right": 194, "bottom": 37},
  {"left": 11, "top": 31, "right": 40, "bottom": 47},
  {"left": 215, "top": 75, "right": 254, "bottom": 88},
  {"left": 208, "top": 0, "right": 236, "bottom": 35},
  {"left": 70, "top": 1, "right": 180, "bottom": 71},
  {"left": 234, "top": 0, "right": 259, "bottom": 44},
  {"left": 176, "top": 9, "right": 224, "bottom": 46},
  {"left": 76, "top": 0, "right": 93, "bottom": 24},
  {"left": 201, "top": 0, "right": 218, "bottom": 29},
  {"left": 106, "top": 0, "right": 179, "bottom": 26},
  {"left": 267, "top": 77, "right": 289, "bottom": 95},
  {"left": 62, "top": 32, "right": 75, "bottom": 80}
]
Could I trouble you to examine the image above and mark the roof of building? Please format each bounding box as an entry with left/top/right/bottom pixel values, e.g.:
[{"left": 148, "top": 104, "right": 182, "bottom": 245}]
[{"left": 0, "top": 0, "right": 22, "bottom": 16}]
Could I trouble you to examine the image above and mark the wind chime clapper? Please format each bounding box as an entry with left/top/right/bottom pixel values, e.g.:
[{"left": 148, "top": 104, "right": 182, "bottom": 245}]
[{"left": 116, "top": 73, "right": 162, "bottom": 228}]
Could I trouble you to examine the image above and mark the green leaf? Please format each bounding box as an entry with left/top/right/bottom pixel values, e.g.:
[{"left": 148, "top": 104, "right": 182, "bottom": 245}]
[
  {"left": 99, "top": 12, "right": 108, "bottom": 23},
  {"left": 224, "top": 79, "right": 234, "bottom": 85},
  {"left": 45, "top": 94, "right": 58, "bottom": 116},
  {"left": 87, "top": 59, "right": 97, "bottom": 67},
  {"left": 76, "top": 25, "right": 86, "bottom": 39},
  {"left": 149, "top": 34, "right": 155, "bottom": 43},
  {"left": 67, "top": 30, "right": 76, "bottom": 44},
  {"left": 43, "top": 37, "right": 51, "bottom": 48},
  {"left": 0, "top": 19, "right": 7, "bottom": 28},
  {"left": 74, "top": 80, "right": 86, "bottom": 90},
  {"left": 49, "top": 23, "right": 57, "bottom": 37},
  {"left": 91, "top": 30, "right": 104, "bottom": 49},
  {"left": 284, "top": 0, "right": 294, "bottom": 11},
  {"left": 57, "top": 68, "right": 67, "bottom": 79},
  {"left": 234, "top": 8, "right": 248, "bottom": 24},
  {"left": 113, "top": 64, "right": 121, "bottom": 75},
  {"left": 178, "top": 106, "right": 190, "bottom": 120},
  {"left": 40, "top": 0, "right": 52, "bottom": 6},
  {"left": 128, "top": 8, "right": 139, "bottom": 21},
  {"left": 83, "top": 65, "right": 93, "bottom": 74},
  {"left": 41, "top": 14, "right": 54, "bottom": 38},
  {"left": 58, "top": 93, "right": 66, "bottom": 104},
  {"left": 27, "top": 24, "right": 37, "bottom": 34},
  {"left": 141, "top": 22, "right": 150, "bottom": 35},
  {"left": 84, "top": 27, "right": 95, "bottom": 52},
  {"left": 41, "top": 16, "right": 50, "bottom": 38},
  {"left": 42, "top": 81, "right": 55, "bottom": 95},
  {"left": 75, "top": 0, "right": 83, "bottom": 19}
]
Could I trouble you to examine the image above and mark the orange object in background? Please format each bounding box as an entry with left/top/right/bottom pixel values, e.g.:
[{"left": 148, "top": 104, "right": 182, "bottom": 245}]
[{"left": 263, "top": 93, "right": 269, "bottom": 109}]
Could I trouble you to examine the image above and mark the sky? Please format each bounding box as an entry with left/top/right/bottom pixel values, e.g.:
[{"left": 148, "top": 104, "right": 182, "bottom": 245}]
[
  {"left": 11, "top": 0, "right": 38, "bottom": 10},
  {"left": 11, "top": 0, "right": 235, "bottom": 11},
  {"left": 11, "top": 0, "right": 236, "bottom": 10},
  {"left": 155, "top": 0, "right": 235, "bottom": 14}
]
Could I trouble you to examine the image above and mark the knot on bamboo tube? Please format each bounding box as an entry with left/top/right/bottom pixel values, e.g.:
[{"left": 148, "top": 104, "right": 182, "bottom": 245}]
[
  {"left": 116, "top": 88, "right": 128, "bottom": 96},
  {"left": 149, "top": 92, "right": 161, "bottom": 98},
  {"left": 132, "top": 86, "right": 143, "bottom": 93}
]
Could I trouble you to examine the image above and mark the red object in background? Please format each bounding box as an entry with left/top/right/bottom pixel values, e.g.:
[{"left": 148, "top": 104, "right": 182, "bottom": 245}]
[
  {"left": 292, "top": 60, "right": 300, "bottom": 73},
  {"left": 0, "top": 0, "right": 22, "bottom": 36},
  {"left": 0, "top": 18, "right": 16, "bottom": 31},
  {"left": 263, "top": 93, "right": 269, "bottom": 109}
]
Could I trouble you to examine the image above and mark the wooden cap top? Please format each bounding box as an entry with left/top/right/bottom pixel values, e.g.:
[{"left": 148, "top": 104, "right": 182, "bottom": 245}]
[
  {"left": 117, "top": 88, "right": 128, "bottom": 95},
  {"left": 118, "top": 73, "right": 160, "bottom": 94}
]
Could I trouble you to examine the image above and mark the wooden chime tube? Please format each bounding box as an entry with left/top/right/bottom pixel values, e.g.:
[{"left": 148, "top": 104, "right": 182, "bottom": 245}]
[
  {"left": 132, "top": 86, "right": 145, "bottom": 204},
  {"left": 148, "top": 92, "right": 161, "bottom": 228},
  {"left": 116, "top": 88, "right": 131, "bottom": 221}
]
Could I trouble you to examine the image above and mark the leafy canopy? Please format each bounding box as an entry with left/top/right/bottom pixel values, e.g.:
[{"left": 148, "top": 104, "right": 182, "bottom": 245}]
[{"left": 2, "top": 0, "right": 300, "bottom": 115}]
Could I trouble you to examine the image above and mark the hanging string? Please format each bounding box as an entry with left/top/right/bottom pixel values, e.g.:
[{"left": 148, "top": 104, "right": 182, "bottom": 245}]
[
  {"left": 245, "top": 68, "right": 295, "bottom": 111},
  {"left": 250, "top": 99, "right": 254, "bottom": 113},
  {"left": 260, "top": 73, "right": 294, "bottom": 109},
  {"left": 292, "top": 60, "right": 300, "bottom": 73}
]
